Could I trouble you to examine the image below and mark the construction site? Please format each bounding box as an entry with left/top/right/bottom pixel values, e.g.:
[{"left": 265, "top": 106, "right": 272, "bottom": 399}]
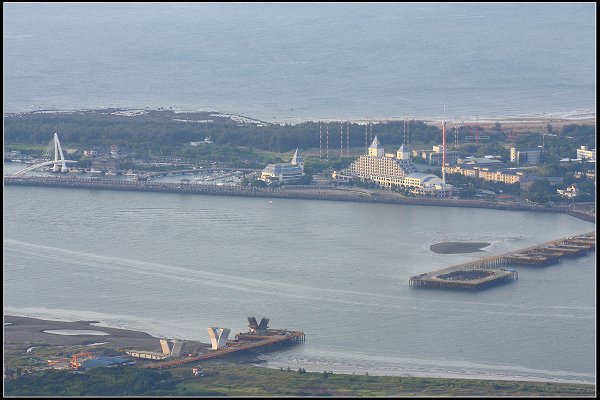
[{"left": 410, "top": 232, "right": 595, "bottom": 290}]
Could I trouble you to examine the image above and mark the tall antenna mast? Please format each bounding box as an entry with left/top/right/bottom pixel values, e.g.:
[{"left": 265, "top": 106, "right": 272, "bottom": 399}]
[
  {"left": 346, "top": 122, "right": 350, "bottom": 156},
  {"left": 365, "top": 121, "right": 368, "bottom": 151},
  {"left": 403, "top": 114, "right": 407, "bottom": 145},
  {"left": 442, "top": 106, "right": 446, "bottom": 183},
  {"left": 326, "top": 124, "right": 329, "bottom": 159},
  {"left": 475, "top": 115, "right": 480, "bottom": 145},
  {"left": 454, "top": 120, "right": 459, "bottom": 150},
  {"left": 340, "top": 121, "right": 343, "bottom": 157},
  {"left": 319, "top": 124, "right": 322, "bottom": 159}
]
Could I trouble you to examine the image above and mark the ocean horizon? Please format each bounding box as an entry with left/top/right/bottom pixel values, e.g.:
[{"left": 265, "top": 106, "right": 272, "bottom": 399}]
[{"left": 3, "top": 3, "right": 596, "bottom": 124}]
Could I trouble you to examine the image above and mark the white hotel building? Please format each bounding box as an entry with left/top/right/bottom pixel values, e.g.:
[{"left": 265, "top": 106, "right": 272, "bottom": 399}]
[{"left": 333, "top": 136, "right": 454, "bottom": 198}]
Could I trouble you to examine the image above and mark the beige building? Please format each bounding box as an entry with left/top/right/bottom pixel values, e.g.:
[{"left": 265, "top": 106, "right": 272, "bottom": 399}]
[
  {"left": 334, "top": 137, "right": 454, "bottom": 198},
  {"left": 445, "top": 165, "right": 522, "bottom": 184}
]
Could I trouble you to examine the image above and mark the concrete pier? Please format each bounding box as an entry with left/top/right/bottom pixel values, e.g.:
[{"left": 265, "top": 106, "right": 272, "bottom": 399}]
[
  {"left": 145, "top": 330, "right": 305, "bottom": 369},
  {"left": 410, "top": 232, "right": 595, "bottom": 290}
]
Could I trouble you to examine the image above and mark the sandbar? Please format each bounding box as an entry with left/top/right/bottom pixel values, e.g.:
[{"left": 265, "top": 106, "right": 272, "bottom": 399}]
[
  {"left": 430, "top": 242, "right": 491, "bottom": 254},
  {"left": 3, "top": 315, "right": 202, "bottom": 353}
]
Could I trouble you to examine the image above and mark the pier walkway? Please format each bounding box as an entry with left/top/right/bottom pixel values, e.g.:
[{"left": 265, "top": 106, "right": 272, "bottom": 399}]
[{"left": 409, "top": 232, "right": 595, "bottom": 289}]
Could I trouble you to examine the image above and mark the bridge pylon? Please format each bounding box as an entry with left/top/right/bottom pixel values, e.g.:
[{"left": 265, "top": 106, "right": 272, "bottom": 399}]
[
  {"left": 13, "top": 133, "right": 76, "bottom": 176},
  {"left": 52, "top": 132, "right": 69, "bottom": 173}
]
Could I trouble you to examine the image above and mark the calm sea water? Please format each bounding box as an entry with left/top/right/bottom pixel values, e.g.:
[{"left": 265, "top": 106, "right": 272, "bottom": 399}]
[
  {"left": 3, "top": 180, "right": 595, "bottom": 383},
  {"left": 3, "top": 3, "right": 596, "bottom": 122}
]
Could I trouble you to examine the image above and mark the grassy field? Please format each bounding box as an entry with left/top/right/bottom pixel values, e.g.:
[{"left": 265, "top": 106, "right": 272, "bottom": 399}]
[
  {"left": 166, "top": 360, "right": 596, "bottom": 397},
  {"left": 4, "top": 343, "right": 596, "bottom": 397}
]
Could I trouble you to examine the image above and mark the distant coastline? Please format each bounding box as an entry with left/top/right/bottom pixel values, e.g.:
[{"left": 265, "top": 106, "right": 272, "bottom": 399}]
[{"left": 2, "top": 106, "right": 596, "bottom": 127}]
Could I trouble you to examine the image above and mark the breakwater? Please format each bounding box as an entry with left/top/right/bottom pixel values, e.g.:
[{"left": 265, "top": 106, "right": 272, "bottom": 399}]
[
  {"left": 410, "top": 232, "right": 595, "bottom": 289},
  {"left": 2, "top": 175, "right": 593, "bottom": 219}
]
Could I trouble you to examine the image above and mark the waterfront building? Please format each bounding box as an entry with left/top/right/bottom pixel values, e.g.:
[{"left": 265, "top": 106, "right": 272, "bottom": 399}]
[
  {"left": 91, "top": 155, "right": 120, "bottom": 173},
  {"left": 458, "top": 157, "right": 506, "bottom": 169},
  {"left": 445, "top": 165, "right": 521, "bottom": 184},
  {"left": 83, "top": 150, "right": 99, "bottom": 158},
  {"left": 413, "top": 145, "right": 461, "bottom": 166},
  {"left": 557, "top": 184, "right": 579, "bottom": 199},
  {"left": 334, "top": 136, "right": 454, "bottom": 198},
  {"left": 260, "top": 148, "right": 305, "bottom": 184},
  {"left": 510, "top": 147, "right": 543, "bottom": 165},
  {"left": 519, "top": 174, "right": 563, "bottom": 189},
  {"left": 576, "top": 145, "right": 596, "bottom": 161}
]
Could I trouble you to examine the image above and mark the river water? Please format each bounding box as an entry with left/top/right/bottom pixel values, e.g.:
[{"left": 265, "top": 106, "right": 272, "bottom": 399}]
[{"left": 3, "top": 171, "right": 595, "bottom": 383}]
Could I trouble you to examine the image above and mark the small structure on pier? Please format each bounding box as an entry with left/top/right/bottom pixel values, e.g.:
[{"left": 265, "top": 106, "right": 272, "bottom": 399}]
[
  {"left": 160, "top": 339, "right": 184, "bottom": 357},
  {"left": 247, "top": 316, "right": 269, "bottom": 335},
  {"left": 207, "top": 328, "right": 230, "bottom": 350}
]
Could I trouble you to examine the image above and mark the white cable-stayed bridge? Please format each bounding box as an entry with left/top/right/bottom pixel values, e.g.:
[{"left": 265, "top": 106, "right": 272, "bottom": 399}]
[{"left": 13, "top": 133, "right": 77, "bottom": 176}]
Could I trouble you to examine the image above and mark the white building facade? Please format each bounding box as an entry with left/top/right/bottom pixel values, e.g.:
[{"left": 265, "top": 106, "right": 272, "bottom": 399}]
[
  {"left": 260, "top": 148, "right": 305, "bottom": 183},
  {"left": 335, "top": 136, "right": 454, "bottom": 198},
  {"left": 576, "top": 146, "right": 596, "bottom": 161}
]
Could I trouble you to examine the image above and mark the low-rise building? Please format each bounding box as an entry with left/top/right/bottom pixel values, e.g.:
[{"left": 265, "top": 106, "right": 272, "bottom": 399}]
[
  {"left": 445, "top": 165, "right": 522, "bottom": 184},
  {"left": 519, "top": 174, "right": 564, "bottom": 189},
  {"left": 576, "top": 145, "right": 596, "bottom": 161},
  {"left": 260, "top": 148, "right": 305, "bottom": 184},
  {"left": 573, "top": 170, "right": 596, "bottom": 181},
  {"left": 557, "top": 184, "right": 579, "bottom": 199},
  {"left": 458, "top": 157, "right": 507, "bottom": 169},
  {"left": 91, "top": 155, "right": 120, "bottom": 173},
  {"left": 510, "top": 147, "right": 543, "bottom": 165},
  {"left": 412, "top": 145, "right": 461, "bottom": 166}
]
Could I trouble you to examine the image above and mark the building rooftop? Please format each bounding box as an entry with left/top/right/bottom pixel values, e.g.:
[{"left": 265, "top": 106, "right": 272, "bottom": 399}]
[
  {"left": 459, "top": 157, "right": 505, "bottom": 165},
  {"left": 369, "top": 135, "right": 383, "bottom": 149},
  {"left": 81, "top": 356, "right": 130, "bottom": 369}
]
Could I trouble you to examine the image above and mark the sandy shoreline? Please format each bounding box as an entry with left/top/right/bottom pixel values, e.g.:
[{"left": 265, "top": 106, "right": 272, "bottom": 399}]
[
  {"left": 4, "top": 315, "right": 594, "bottom": 385},
  {"left": 429, "top": 242, "right": 491, "bottom": 254}
]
